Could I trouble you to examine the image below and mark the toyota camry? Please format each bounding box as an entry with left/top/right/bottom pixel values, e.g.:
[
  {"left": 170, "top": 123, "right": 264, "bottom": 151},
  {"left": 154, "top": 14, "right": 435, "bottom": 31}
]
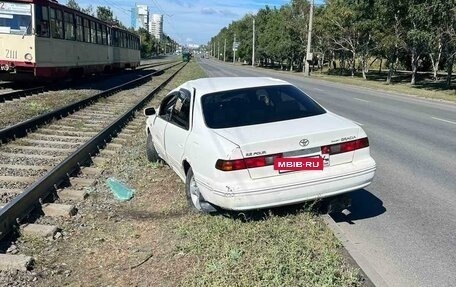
[{"left": 144, "top": 77, "right": 376, "bottom": 213}]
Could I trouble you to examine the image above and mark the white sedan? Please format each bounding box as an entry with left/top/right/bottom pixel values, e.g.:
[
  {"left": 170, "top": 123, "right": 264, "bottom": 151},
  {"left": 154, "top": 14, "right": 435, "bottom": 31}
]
[{"left": 144, "top": 77, "right": 376, "bottom": 213}]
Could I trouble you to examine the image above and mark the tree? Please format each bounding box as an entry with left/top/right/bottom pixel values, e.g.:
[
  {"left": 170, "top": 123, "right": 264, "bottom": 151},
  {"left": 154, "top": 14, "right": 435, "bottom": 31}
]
[
  {"left": 209, "top": 0, "right": 456, "bottom": 90},
  {"left": 66, "top": 0, "right": 81, "bottom": 11},
  {"left": 375, "top": 0, "right": 407, "bottom": 84},
  {"left": 81, "top": 5, "right": 94, "bottom": 16},
  {"left": 96, "top": 6, "right": 114, "bottom": 23}
]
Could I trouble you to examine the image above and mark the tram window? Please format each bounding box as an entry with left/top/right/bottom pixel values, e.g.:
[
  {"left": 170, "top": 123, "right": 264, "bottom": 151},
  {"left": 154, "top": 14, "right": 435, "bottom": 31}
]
[
  {"left": 35, "top": 6, "right": 49, "bottom": 37},
  {"left": 90, "top": 21, "right": 96, "bottom": 43},
  {"left": 83, "top": 19, "right": 90, "bottom": 42},
  {"left": 111, "top": 30, "right": 119, "bottom": 47},
  {"left": 64, "top": 12, "right": 74, "bottom": 40},
  {"left": 75, "top": 16, "right": 83, "bottom": 41},
  {"left": 96, "top": 23, "right": 102, "bottom": 44},
  {"left": 50, "top": 8, "right": 63, "bottom": 39},
  {"left": 0, "top": 2, "right": 32, "bottom": 35},
  {"left": 107, "top": 27, "right": 111, "bottom": 45},
  {"left": 102, "top": 25, "right": 107, "bottom": 45}
]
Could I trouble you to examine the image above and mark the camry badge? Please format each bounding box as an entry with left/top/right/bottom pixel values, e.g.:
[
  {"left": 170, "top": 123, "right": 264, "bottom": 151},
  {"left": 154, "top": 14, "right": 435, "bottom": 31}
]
[{"left": 299, "top": 139, "right": 309, "bottom": 147}]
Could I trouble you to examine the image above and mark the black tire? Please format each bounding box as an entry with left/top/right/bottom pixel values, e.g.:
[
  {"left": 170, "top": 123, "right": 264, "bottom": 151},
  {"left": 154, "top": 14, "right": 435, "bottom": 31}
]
[
  {"left": 146, "top": 133, "right": 160, "bottom": 162},
  {"left": 185, "top": 168, "right": 217, "bottom": 213}
]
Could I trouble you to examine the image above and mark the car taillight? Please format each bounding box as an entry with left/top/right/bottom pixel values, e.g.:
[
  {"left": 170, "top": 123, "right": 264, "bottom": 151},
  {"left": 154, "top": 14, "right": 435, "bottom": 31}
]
[
  {"left": 321, "top": 138, "right": 369, "bottom": 155},
  {"left": 216, "top": 153, "right": 282, "bottom": 171}
]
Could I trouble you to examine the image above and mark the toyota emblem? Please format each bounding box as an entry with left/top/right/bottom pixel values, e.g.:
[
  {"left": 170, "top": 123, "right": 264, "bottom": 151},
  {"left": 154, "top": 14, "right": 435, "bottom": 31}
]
[{"left": 299, "top": 139, "right": 309, "bottom": 147}]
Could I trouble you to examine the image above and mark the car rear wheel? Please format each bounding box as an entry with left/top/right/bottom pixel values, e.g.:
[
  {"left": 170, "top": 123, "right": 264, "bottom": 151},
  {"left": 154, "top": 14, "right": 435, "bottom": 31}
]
[
  {"left": 185, "top": 168, "right": 217, "bottom": 213},
  {"left": 146, "top": 133, "right": 160, "bottom": 162}
]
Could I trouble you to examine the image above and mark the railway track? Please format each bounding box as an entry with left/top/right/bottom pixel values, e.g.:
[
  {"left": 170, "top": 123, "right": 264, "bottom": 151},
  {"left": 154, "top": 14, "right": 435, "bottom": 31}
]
[
  {"left": 0, "top": 61, "right": 186, "bottom": 266},
  {"left": 0, "top": 60, "right": 177, "bottom": 104}
]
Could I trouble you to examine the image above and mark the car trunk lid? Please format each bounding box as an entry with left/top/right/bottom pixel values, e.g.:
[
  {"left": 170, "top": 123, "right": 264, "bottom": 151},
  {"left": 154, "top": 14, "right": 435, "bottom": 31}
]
[{"left": 213, "top": 113, "right": 361, "bottom": 179}]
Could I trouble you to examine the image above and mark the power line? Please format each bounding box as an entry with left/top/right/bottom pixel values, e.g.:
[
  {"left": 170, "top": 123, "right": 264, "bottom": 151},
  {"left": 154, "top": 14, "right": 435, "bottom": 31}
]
[{"left": 148, "top": 0, "right": 185, "bottom": 44}]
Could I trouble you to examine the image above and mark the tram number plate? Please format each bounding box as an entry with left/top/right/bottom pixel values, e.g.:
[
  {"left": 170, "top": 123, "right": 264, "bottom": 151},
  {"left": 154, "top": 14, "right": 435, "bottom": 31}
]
[{"left": 5, "top": 49, "right": 18, "bottom": 59}]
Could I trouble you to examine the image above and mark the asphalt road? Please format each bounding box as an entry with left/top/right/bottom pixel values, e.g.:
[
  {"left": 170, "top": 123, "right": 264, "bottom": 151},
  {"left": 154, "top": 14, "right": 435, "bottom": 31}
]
[{"left": 196, "top": 57, "right": 456, "bottom": 287}]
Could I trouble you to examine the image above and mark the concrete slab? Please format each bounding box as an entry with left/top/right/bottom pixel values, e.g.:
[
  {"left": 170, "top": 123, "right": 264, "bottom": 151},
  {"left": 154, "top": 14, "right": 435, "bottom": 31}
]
[
  {"left": 7, "top": 145, "right": 73, "bottom": 153},
  {"left": 80, "top": 167, "right": 102, "bottom": 176},
  {"left": 0, "top": 164, "right": 51, "bottom": 171},
  {"left": 0, "top": 254, "right": 33, "bottom": 271},
  {"left": 100, "top": 149, "right": 116, "bottom": 156},
  {"left": 22, "top": 224, "right": 58, "bottom": 238},
  {"left": 106, "top": 143, "right": 123, "bottom": 150},
  {"left": 70, "top": 177, "right": 96, "bottom": 187},
  {"left": 0, "top": 152, "right": 63, "bottom": 160},
  {"left": 0, "top": 188, "right": 22, "bottom": 195},
  {"left": 112, "top": 137, "right": 127, "bottom": 144},
  {"left": 58, "top": 189, "right": 88, "bottom": 201},
  {"left": 92, "top": 157, "right": 108, "bottom": 166},
  {"left": 122, "top": 128, "right": 136, "bottom": 133},
  {"left": 0, "top": 176, "right": 36, "bottom": 184},
  {"left": 42, "top": 203, "right": 76, "bottom": 217},
  {"left": 22, "top": 139, "right": 79, "bottom": 146},
  {"left": 117, "top": 133, "right": 132, "bottom": 139}
]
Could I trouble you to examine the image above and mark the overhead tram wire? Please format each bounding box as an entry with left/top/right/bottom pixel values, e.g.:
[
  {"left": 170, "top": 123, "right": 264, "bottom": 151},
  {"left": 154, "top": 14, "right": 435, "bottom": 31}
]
[
  {"left": 149, "top": 0, "right": 185, "bottom": 44},
  {"left": 99, "top": 0, "right": 131, "bottom": 16}
]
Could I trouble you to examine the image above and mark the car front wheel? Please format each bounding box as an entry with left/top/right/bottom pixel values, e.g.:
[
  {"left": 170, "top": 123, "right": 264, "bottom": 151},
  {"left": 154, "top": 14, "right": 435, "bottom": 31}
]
[
  {"left": 146, "top": 133, "right": 160, "bottom": 162},
  {"left": 185, "top": 167, "right": 217, "bottom": 213}
]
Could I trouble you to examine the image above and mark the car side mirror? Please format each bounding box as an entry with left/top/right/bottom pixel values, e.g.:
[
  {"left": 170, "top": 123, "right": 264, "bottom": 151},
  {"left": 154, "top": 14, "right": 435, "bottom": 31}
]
[{"left": 144, "top": 107, "right": 156, "bottom": 116}]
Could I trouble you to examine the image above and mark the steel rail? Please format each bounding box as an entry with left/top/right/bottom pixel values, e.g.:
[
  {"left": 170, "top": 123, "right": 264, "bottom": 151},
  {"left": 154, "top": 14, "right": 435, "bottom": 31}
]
[
  {"left": 0, "top": 86, "right": 47, "bottom": 103},
  {"left": 0, "top": 62, "right": 187, "bottom": 241},
  {"left": 0, "top": 60, "right": 177, "bottom": 103},
  {"left": 0, "top": 61, "right": 182, "bottom": 144}
]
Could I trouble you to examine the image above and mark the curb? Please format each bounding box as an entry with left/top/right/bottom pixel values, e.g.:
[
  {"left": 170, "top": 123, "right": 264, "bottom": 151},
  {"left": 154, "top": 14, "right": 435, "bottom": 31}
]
[{"left": 322, "top": 214, "right": 387, "bottom": 287}]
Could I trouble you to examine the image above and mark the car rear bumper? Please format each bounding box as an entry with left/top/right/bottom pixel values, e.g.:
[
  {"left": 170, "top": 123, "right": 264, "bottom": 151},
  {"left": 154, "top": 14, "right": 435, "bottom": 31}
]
[{"left": 198, "top": 158, "right": 376, "bottom": 211}]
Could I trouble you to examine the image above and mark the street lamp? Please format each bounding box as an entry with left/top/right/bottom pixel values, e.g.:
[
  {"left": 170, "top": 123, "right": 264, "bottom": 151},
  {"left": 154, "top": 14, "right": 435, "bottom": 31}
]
[
  {"left": 252, "top": 17, "right": 255, "bottom": 67},
  {"left": 233, "top": 33, "right": 236, "bottom": 63},
  {"left": 304, "top": 0, "right": 314, "bottom": 76}
]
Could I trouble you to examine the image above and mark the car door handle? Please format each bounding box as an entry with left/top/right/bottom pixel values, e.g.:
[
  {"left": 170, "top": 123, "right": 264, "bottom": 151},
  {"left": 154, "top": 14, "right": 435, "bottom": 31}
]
[{"left": 178, "top": 144, "right": 184, "bottom": 148}]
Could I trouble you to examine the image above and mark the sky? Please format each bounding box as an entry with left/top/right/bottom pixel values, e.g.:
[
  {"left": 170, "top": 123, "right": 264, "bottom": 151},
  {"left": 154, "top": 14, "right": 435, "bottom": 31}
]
[{"left": 74, "top": 0, "right": 323, "bottom": 46}]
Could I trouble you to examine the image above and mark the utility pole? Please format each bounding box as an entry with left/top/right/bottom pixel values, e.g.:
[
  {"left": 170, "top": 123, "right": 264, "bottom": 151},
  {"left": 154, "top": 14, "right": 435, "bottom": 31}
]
[
  {"left": 223, "top": 38, "right": 226, "bottom": 62},
  {"left": 304, "top": 0, "right": 314, "bottom": 76},
  {"left": 252, "top": 17, "right": 255, "bottom": 67},
  {"left": 233, "top": 33, "right": 236, "bottom": 64},
  {"left": 218, "top": 41, "right": 220, "bottom": 60}
]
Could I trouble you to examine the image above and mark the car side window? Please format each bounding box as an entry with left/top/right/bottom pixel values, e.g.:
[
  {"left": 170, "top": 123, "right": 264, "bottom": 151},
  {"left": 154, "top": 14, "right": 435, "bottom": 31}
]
[
  {"left": 170, "top": 90, "right": 191, "bottom": 130},
  {"left": 158, "top": 93, "right": 178, "bottom": 121}
]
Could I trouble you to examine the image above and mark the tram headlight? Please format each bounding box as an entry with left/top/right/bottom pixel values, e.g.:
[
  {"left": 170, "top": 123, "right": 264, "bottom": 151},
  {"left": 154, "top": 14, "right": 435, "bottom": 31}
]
[{"left": 24, "top": 53, "right": 33, "bottom": 61}]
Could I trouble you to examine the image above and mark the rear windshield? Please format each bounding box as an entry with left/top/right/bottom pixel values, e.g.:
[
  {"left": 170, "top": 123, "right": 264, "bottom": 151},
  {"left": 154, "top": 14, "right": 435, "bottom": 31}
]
[{"left": 201, "top": 85, "right": 326, "bottom": 129}]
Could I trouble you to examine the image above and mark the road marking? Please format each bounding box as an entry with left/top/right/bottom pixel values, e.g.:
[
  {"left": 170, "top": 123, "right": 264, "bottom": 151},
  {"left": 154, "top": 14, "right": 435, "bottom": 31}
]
[
  {"left": 352, "top": 121, "right": 364, "bottom": 126},
  {"left": 353, "top": 98, "right": 370, "bottom": 103},
  {"left": 431, "top": 116, "right": 456, "bottom": 125},
  {"left": 314, "top": 88, "right": 325, "bottom": 92}
]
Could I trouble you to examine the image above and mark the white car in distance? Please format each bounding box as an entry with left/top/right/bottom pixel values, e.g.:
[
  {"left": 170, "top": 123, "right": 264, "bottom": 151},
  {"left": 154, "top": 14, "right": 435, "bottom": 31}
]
[{"left": 144, "top": 77, "right": 376, "bottom": 213}]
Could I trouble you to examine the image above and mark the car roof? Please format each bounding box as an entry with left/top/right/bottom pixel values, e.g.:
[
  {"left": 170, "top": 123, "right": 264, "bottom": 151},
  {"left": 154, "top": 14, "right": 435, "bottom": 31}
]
[{"left": 182, "top": 77, "right": 290, "bottom": 97}]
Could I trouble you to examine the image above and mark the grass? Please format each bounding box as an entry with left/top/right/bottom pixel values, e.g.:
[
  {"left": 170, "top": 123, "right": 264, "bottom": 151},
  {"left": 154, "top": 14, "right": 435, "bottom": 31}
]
[
  {"left": 311, "top": 71, "right": 456, "bottom": 102},
  {"left": 233, "top": 59, "right": 456, "bottom": 102},
  {"left": 175, "top": 213, "right": 359, "bottom": 287},
  {"left": 148, "top": 61, "right": 362, "bottom": 287}
]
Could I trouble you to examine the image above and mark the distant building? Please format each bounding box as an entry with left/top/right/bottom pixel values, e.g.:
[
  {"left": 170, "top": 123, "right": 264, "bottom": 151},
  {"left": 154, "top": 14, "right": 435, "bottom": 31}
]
[
  {"left": 149, "top": 14, "right": 163, "bottom": 40},
  {"left": 130, "top": 8, "right": 136, "bottom": 29},
  {"left": 131, "top": 4, "right": 149, "bottom": 30}
]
